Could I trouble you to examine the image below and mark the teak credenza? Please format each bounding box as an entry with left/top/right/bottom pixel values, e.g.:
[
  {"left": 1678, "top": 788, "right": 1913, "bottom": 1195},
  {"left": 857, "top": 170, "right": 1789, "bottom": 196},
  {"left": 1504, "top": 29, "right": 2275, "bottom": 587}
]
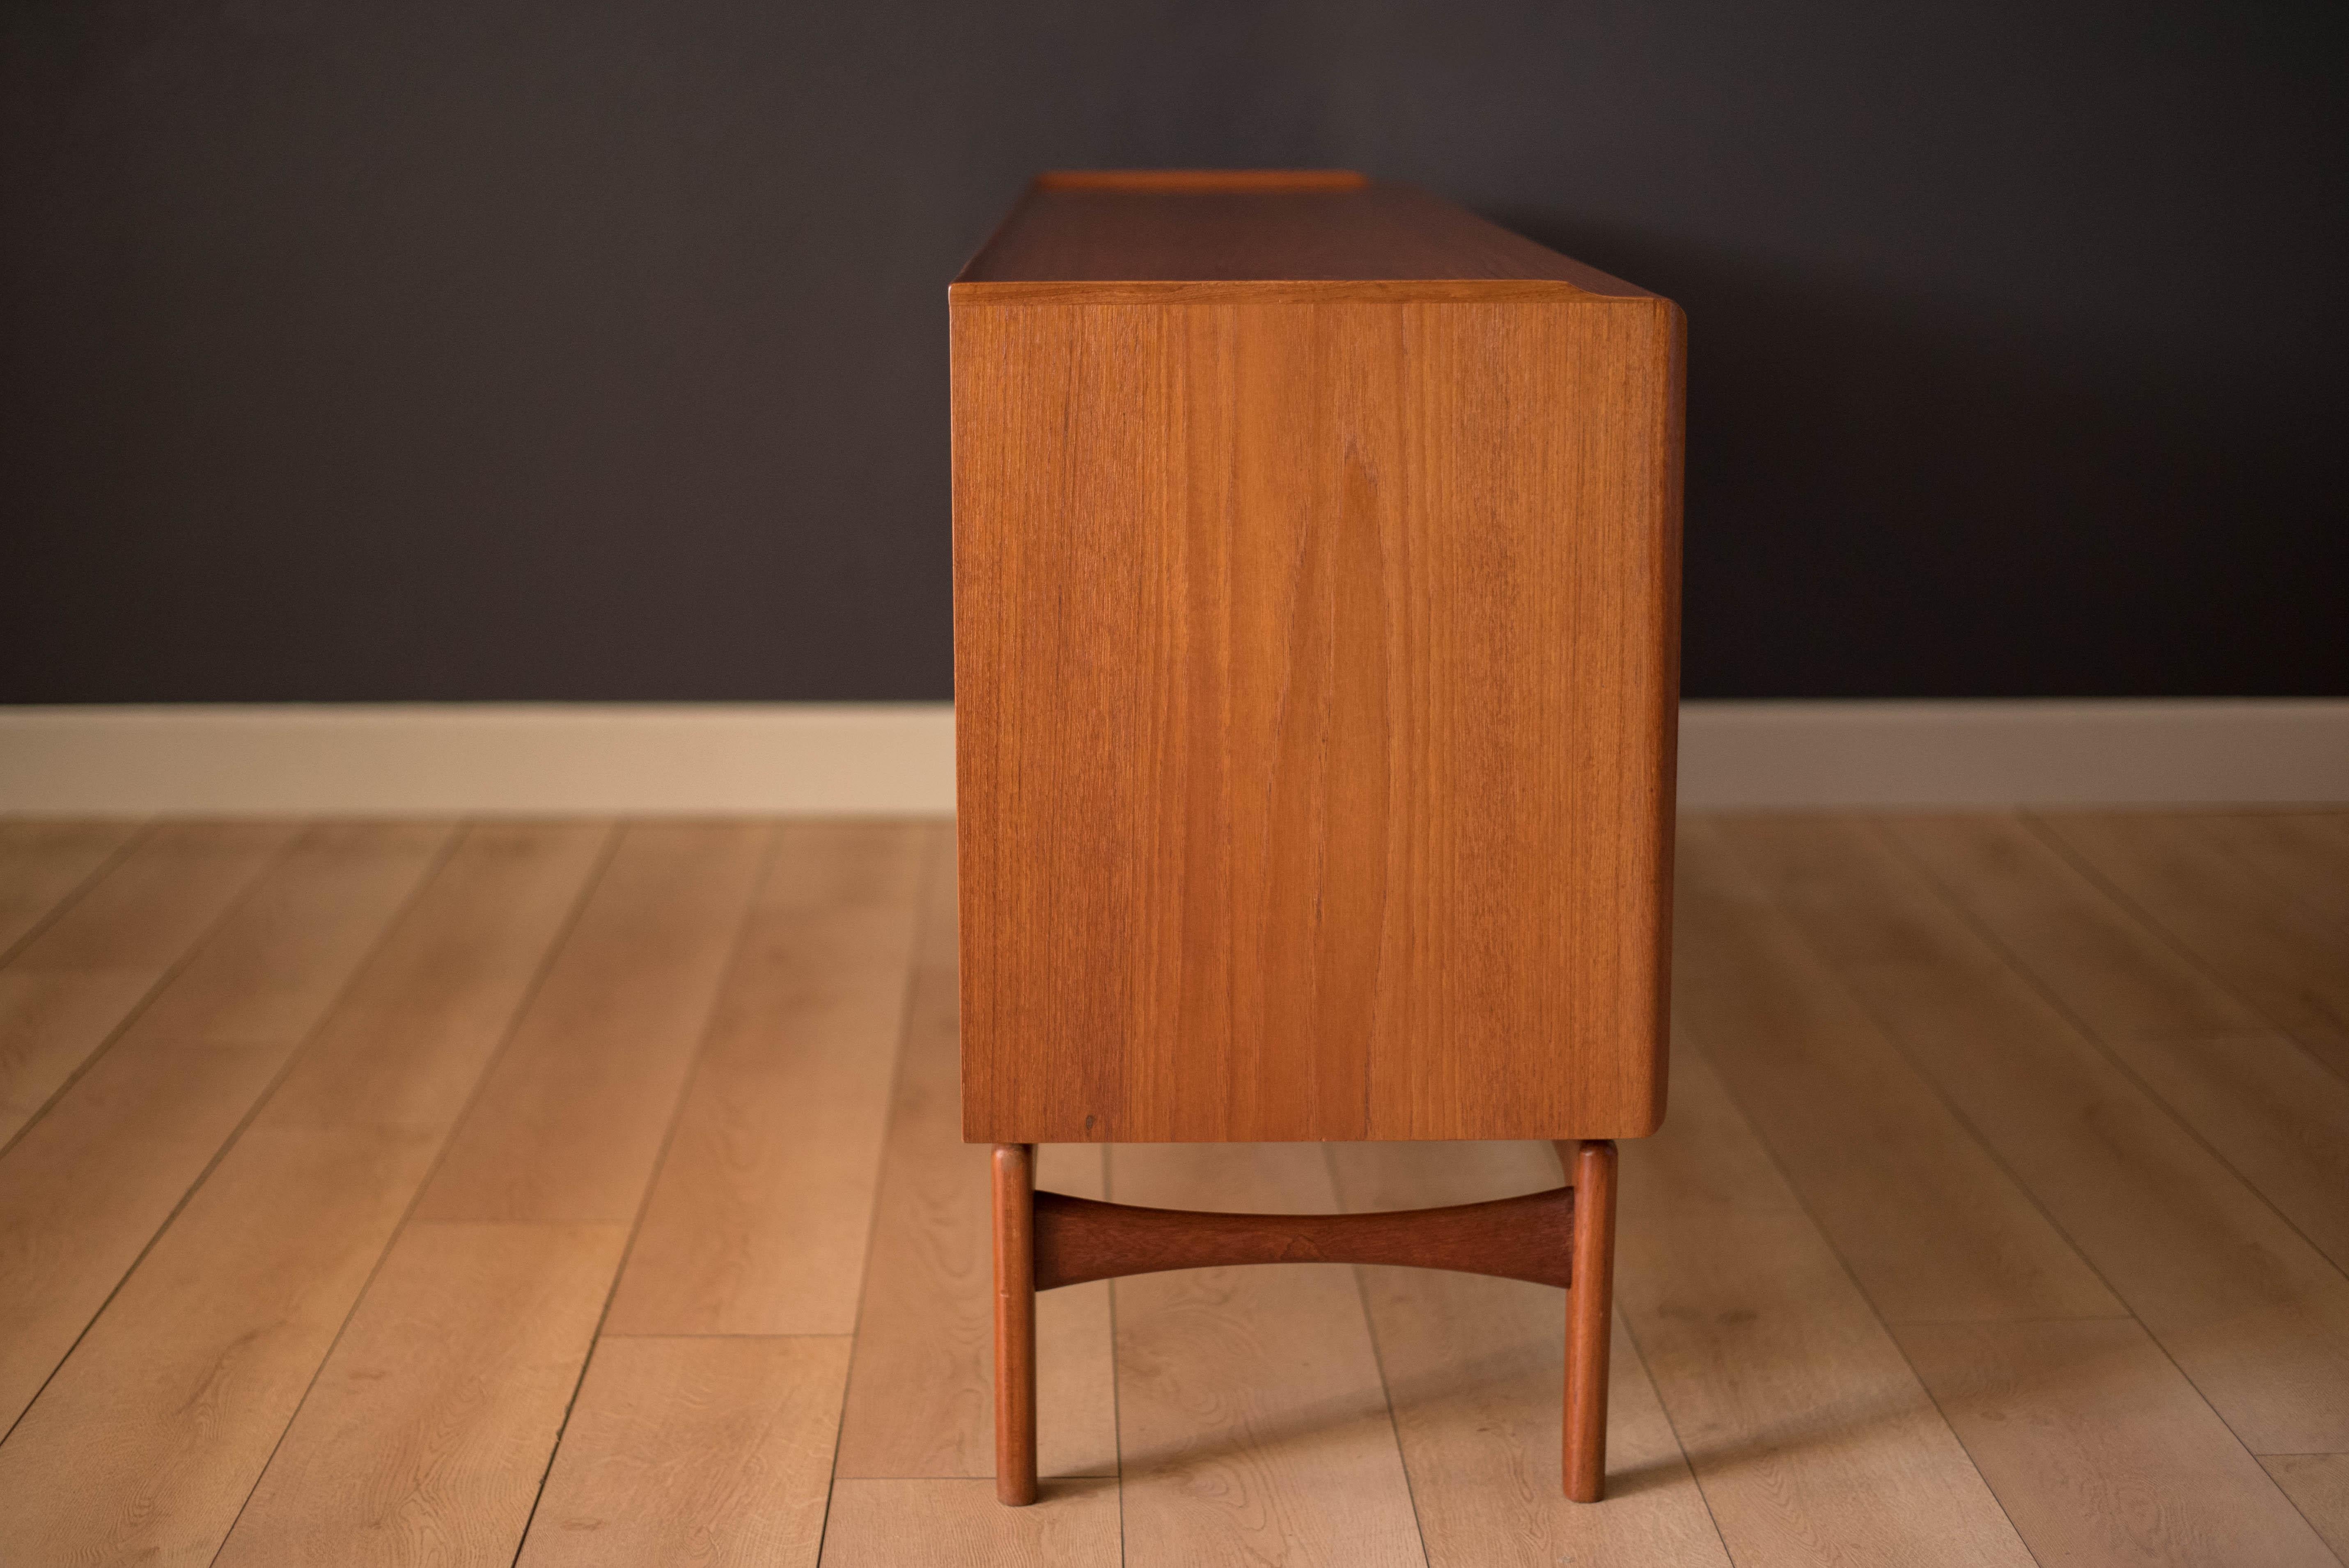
[{"left": 951, "top": 169, "right": 1684, "bottom": 1506}]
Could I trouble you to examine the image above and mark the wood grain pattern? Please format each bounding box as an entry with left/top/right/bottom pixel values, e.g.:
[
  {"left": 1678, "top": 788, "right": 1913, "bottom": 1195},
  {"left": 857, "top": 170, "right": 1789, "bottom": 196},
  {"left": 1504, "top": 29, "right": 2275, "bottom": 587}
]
[
  {"left": 1326, "top": 1139, "right": 1730, "bottom": 1568},
  {"left": 1672, "top": 821, "right": 2122, "bottom": 1321},
  {"left": 0, "top": 822, "right": 447, "bottom": 1430},
  {"left": 112, "top": 822, "right": 452, "bottom": 1046},
  {"left": 1883, "top": 812, "right": 2266, "bottom": 1039},
  {"left": 1107, "top": 1141, "right": 1427, "bottom": 1568},
  {"left": 834, "top": 858, "right": 1117, "bottom": 1481},
  {"left": 1896, "top": 1319, "right": 2338, "bottom": 1567},
  {"left": 2033, "top": 812, "right": 2349, "bottom": 1080},
  {"left": 261, "top": 822, "right": 614, "bottom": 1132},
  {"left": 415, "top": 822, "right": 771, "bottom": 1221},
  {"left": 1720, "top": 816, "right": 2349, "bottom": 1455},
  {"left": 0, "top": 823, "right": 606, "bottom": 1566},
  {"left": 0, "top": 968, "right": 158, "bottom": 1144},
  {"left": 2, "top": 819, "right": 293, "bottom": 972},
  {"left": 2096, "top": 1031, "right": 2349, "bottom": 1276},
  {"left": 955, "top": 188, "right": 1683, "bottom": 1143},
  {"left": 518, "top": 1335, "right": 851, "bottom": 1568},
  {"left": 216, "top": 1221, "right": 627, "bottom": 1568},
  {"left": 0, "top": 819, "right": 297, "bottom": 1140},
  {"left": 0, "top": 1032, "right": 294, "bottom": 1433},
  {"left": 10, "top": 805, "right": 2349, "bottom": 1559},
  {"left": 1030, "top": 1148, "right": 1120, "bottom": 1482},
  {"left": 1614, "top": 1045, "right": 2035, "bottom": 1567},
  {"left": 2194, "top": 812, "right": 2349, "bottom": 934},
  {"left": 818, "top": 1479, "right": 1122, "bottom": 1568},
  {"left": 408, "top": 821, "right": 766, "bottom": 1220},
  {"left": 0, "top": 819, "right": 138, "bottom": 959},
  {"left": 603, "top": 823, "right": 934, "bottom": 1336},
  {"left": 0, "top": 1124, "right": 444, "bottom": 1566},
  {"left": 2262, "top": 1455, "right": 2349, "bottom": 1563},
  {"left": 1882, "top": 814, "right": 2349, "bottom": 1273}
]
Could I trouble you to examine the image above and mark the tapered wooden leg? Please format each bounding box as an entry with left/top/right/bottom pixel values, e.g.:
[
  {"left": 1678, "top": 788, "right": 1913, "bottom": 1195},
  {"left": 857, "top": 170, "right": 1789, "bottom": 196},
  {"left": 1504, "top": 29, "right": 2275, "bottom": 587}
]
[
  {"left": 993, "top": 1143, "right": 1038, "bottom": 1506},
  {"left": 1563, "top": 1138, "right": 1617, "bottom": 1502}
]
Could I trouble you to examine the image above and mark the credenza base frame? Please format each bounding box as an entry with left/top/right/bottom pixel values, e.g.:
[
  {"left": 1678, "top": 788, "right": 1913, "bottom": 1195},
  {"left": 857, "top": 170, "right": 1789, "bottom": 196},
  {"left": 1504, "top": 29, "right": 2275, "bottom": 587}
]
[{"left": 990, "top": 1138, "right": 1619, "bottom": 1506}]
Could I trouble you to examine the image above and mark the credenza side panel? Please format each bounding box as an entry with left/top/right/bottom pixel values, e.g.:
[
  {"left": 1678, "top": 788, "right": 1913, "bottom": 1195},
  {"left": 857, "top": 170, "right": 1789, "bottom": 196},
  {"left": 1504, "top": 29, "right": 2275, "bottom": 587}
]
[{"left": 955, "top": 294, "right": 1680, "bottom": 1143}]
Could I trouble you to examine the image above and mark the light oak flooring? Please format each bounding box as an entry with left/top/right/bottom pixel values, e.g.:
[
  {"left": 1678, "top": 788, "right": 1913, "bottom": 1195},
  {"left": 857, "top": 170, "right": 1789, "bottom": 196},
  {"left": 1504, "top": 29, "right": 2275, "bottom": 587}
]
[{"left": 0, "top": 812, "right": 2344, "bottom": 1566}]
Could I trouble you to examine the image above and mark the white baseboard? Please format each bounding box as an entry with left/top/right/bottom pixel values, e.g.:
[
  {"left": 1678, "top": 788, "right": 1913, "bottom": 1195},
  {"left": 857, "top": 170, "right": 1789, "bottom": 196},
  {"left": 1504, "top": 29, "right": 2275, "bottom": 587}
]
[
  {"left": 0, "top": 704, "right": 956, "bottom": 816},
  {"left": 0, "top": 699, "right": 2341, "bottom": 815},
  {"left": 1675, "top": 699, "right": 2347, "bottom": 808}
]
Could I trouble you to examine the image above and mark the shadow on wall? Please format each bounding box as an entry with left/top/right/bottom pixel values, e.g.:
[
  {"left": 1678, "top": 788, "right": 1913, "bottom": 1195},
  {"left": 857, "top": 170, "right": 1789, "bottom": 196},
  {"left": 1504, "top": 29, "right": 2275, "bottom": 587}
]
[{"left": 1495, "top": 212, "right": 2345, "bottom": 700}]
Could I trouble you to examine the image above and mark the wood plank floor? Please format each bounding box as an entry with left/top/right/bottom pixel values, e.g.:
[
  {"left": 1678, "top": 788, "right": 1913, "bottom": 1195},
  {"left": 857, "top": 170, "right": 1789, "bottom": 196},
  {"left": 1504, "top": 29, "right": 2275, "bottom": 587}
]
[{"left": 0, "top": 811, "right": 2341, "bottom": 1567}]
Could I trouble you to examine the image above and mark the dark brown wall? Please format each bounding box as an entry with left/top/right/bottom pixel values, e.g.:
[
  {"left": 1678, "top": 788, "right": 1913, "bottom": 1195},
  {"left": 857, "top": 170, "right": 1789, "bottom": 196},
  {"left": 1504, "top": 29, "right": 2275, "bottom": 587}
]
[{"left": 3, "top": 1, "right": 2342, "bottom": 701}]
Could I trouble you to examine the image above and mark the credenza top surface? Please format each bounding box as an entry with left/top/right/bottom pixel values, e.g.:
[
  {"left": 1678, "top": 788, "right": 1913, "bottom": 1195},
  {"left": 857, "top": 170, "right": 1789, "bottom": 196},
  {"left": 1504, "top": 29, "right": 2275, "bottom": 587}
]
[{"left": 954, "top": 170, "right": 1652, "bottom": 296}]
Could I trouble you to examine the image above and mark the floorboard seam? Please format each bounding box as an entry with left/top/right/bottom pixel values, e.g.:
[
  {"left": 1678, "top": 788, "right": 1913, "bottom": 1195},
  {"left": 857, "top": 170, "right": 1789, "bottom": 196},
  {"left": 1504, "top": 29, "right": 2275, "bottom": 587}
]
[
  {"left": 0, "top": 819, "right": 150, "bottom": 970},
  {"left": 1732, "top": 816, "right": 2321, "bottom": 1548},
  {"left": 1601, "top": 1229, "right": 1739, "bottom": 1568},
  {"left": 502, "top": 822, "right": 782, "bottom": 1568},
  {"left": 1881, "top": 817, "right": 2349, "bottom": 1283},
  {"left": 1105, "top": 1145, "right": 1129, "bottom": 1568},
  {"left": 212, "top": 820, "right": 619, "bottom": 1568},
  {"left": 817, "top": 823, "right": 950, "bottom": 1566},
  {"left": 2018, "top": 812, "right": 2349, "bottom": 1092},
  {"left": 0, "top": 822, "right": 294, "bottom": 1166},
  {"left": 0, "top": 821, "right": 454, "bottom": 1450},
  {"left": 1325, "top": 1143, "right": 1433, "bottom": 1568}
]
